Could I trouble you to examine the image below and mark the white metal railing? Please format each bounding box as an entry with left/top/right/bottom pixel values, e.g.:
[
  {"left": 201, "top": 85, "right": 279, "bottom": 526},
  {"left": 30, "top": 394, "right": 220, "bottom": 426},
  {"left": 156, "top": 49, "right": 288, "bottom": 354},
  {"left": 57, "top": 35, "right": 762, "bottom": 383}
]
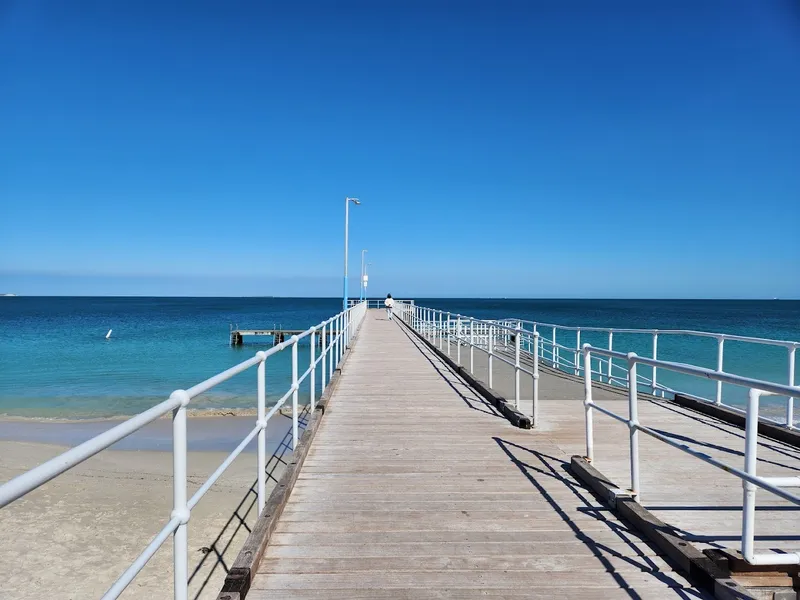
[
  {"left": 349, "top": 298, "right": 413, "bottom": 310},
  {"left": 395, "top": 302, "right": 800, "bottom": 567},
  {"left": 394, "top": 302, "right": 542, "bottom": 424},
  {"left": 394, "top": 302, "right": 799, "bottom": 430},
  {"left": 499, "top": 317, "right": 798, "bottom": 429},
  {"left": 581, "top": 345, "right": 800, "bottom": 567},
  {"left": 0, "top": 301, "right": 368, "bottom": 600}
]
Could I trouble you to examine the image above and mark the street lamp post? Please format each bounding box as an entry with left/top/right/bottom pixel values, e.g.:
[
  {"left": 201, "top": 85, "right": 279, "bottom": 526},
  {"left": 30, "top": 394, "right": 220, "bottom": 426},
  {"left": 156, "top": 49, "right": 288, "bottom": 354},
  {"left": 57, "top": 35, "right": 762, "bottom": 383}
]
[{"left": 343, "top": 197, "right": 361, "bottom": 312}]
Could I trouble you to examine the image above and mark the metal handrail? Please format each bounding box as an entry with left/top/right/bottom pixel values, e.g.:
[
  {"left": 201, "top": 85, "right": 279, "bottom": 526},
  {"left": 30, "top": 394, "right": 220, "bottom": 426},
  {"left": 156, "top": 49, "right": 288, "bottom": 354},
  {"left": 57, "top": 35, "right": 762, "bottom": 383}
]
[
  {"left": 581, "top": 345, "right": 800, "bottom": 567},
  {"left": 0, "top": 301, "right": 369, "bottom": 600},
  {"left": 501, "top": 317, "right": 799, "bottom": 349},
  {"left": 396, "top": 302, "right": 800, "bottom": 566},
  {"left": 398, "top": 304, "right": 798, "bottom": 429}
]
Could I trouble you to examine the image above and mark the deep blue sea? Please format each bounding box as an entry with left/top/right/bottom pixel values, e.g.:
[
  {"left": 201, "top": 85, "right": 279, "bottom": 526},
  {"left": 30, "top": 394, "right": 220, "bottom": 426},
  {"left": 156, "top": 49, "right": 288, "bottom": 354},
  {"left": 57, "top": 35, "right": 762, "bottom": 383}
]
[{"left": 0, "top": 297, "right": 797, "bottom": 420}]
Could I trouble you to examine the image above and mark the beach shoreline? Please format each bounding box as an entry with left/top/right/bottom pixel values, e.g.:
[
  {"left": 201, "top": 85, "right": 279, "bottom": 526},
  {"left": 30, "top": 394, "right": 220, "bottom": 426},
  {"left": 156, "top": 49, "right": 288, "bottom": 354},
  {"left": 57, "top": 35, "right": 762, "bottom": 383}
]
[
  {"left": 0, "top": 406, "right": 304, "bottom": 453},
  {"left": 0, "top": 404, "right": 308, "bottom": 450},
  {"left": 0, "top": 437, "right": 288, "bottom": 599}
]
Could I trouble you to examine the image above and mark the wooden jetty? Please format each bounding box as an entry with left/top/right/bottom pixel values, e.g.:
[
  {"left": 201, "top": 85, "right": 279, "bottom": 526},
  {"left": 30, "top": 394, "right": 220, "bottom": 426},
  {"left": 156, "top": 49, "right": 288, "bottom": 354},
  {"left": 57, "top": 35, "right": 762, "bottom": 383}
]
[
  {"left": 219, "top": 310, "right": 800, "bottom": 600},
  {"left": 230, "top": 328, "right": 338, "bottom": 347}
]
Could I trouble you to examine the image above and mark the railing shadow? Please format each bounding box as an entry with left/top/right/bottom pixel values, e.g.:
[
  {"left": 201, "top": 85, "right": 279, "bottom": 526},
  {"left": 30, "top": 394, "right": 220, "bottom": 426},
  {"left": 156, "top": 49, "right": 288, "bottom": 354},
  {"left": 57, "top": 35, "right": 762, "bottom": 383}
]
[
  {"left": 646, "top": 427, "right": 800, "bottom": 473},
  {"left": 493, "top": 436, "right": 710, "bottom": 599},
  {"left": 396, "top": 321, "right": 504, "bottom": 419},
  {"left": 188, "top": 405, "right": 311, "bottom": 600},
  {"left": 644, "top": 400, "right": 800, "bottom": 463}
]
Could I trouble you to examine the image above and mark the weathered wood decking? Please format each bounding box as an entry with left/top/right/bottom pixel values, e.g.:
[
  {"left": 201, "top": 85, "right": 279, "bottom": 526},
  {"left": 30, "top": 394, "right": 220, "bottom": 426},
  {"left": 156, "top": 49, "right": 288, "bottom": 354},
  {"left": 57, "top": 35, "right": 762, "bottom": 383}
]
[{"left": 235, "top": 309, "right": 799, "bottom": 599}]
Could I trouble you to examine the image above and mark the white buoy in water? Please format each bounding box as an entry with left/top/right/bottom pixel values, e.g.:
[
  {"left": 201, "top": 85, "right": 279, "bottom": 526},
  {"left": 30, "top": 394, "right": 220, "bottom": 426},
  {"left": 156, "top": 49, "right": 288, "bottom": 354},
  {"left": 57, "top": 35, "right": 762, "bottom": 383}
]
[{"left": 105, "top": 329, "right": 112, "bottom": 340}]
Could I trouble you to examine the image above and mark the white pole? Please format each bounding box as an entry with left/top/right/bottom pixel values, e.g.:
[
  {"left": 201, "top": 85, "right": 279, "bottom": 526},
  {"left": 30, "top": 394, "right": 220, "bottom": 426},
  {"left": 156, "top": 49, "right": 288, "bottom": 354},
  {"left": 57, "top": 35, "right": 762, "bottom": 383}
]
[
  {"left": 339, "top": 314, "right": 344, "bottom": 362},
  {"left": 628, "top": 353, "right": 640, "bottom": 503},
  {"left": 310, "top": 329, "right": 316, "bottom": 411},
  {"left": 552, "top": 328, "right": 557, "bottom": 368},
  {"left": 328, "top": 320, "right": 334, "bottom": 381},
  {"left": 514, "top": 322, "right": 521, "bottom": 410},
  {"left": 533, "top": 332, "right": 540, "bottom": 425},
  {"left": 469, "top": 319, "right": 474, "bottom": 374},
  {"left": 343, "top": 198, "right": 349, "bottom": 312},
  {"left": 291, "top": 337, "right": 299, "bottom": 450},
  {"left": 171, "top": 391, "right": 190, "bottom": 600},
  {"left": 488, "top": 324, "right": 494, "bottom": 389},
  {"left": 256, "top": 354, "right": 266, "bottom": 514},
  {"left": 456, "top": 316, "right": 462, "bottom": 365},
  {"left": 321, "top": 323, "right": 327, "bottom": 392},
  {"left": 574, "top": 329, "right": 581, "bottom": 376},
  {"left": 446, "top": 313, "right": 451, "bottom": 356},
  {"left": 582, "top": 346, "right": 593, "bottom": 461},
  {"left": 741, "top": 388, "right": 760, "bottom": 563},
  {"left": 607, "top": 331, "right": 614, "bottom": 384},
  {"left": 652, "top": 332, "right": 659, "bottom": 396},
  {"left": 716, "top": 337, "right": 725, "bottom": 405},
  {"left": 787, "top": 347, "right": 795, "bottom": 429}
]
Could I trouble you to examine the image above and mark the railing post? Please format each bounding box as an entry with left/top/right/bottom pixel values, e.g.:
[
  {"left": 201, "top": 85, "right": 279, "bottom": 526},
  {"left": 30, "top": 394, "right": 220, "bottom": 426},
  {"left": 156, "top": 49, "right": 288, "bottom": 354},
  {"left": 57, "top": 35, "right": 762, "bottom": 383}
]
[
  {"left": 574, "top": 329, "right": 581, "bottom": 376},
  {"left": 532, "top": 332, "right": 539, "bottom": 425},
  {"left": 716, "top": 337, "right": 725, "bottom": 405},
  {"left": 514, "top": 322, "right": 521, "bottom": 410},
  {"left": 469, "top": 319, "right": 474, "bottom": 374},
  {"left": 607, "top": 331, "right": 614, "bottom": 384},
  {"left": 291, "top": 336, "right": 299, "bottom": 450},
  {"left": 328, "top": 321, "right": 334, "bottom": 382},
  {"left": 627, "top": 353, "right": 640, "bottom": 502},
  {"left": 582, "top": 346, "right": 593, "bottom": 461},
  {"left": 333, "top": 316, "right": 338, "bottom": 368},
  {"left": 321, "top": 322, "right": 327, "bottom": 392},
  {"left": 339, "top": 314, "right": 344, "bottom": 363},
  {"left": 170, "top": 389, "right": 190, "bottom": 600},
  {"left": 552, "top": 327, "right": 557, "bottom": 369},
  {"left": 310, "top": 329, "right": 316, "bottom": 411},
  {"left": 788, "top": 346, "right": 796, "bottom": 429},
  {"left": 488, "top": 324, "right": 494, "bottom": 389},
  {"left": 438, "top": 312, "right": 443, "bottom": 349},
  {"left": 256, "top": 353, "right": 267, "bottom": 514},
  {"left": 456, "top": 316, "right": 462, "bottom": 365},
  {"left": 652, "top": 332, "right": 659, "bottom": 396},
  {"left": 741, "top": 388, "right": 760, "bottom": 564},
  {"left": 446, "top": 313, "right": 451, "bottom": 356}
]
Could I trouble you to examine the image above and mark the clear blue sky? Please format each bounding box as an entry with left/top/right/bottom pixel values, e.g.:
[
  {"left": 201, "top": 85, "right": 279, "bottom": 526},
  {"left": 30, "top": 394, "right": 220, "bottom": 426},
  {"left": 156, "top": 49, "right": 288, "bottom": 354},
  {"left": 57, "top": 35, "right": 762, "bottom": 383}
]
[{"left": 1, "top": 1, "right": 798, "bottom": 298}]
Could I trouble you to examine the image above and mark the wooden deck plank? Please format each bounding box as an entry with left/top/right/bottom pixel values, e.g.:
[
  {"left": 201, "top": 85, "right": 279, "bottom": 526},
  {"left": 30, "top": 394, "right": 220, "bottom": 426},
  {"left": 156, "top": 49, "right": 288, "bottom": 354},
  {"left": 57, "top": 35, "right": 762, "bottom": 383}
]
[
  {"left": 244, "top": 312, "right": 728, "bottom": 598},
  {"left": 242, "top": 310, "right": 800, "bottom": 599}
]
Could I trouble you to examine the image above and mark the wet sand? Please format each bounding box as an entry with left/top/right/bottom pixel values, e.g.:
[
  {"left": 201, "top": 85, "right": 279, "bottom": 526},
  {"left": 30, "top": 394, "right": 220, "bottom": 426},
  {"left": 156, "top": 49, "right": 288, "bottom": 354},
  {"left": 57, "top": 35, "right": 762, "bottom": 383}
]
[{"left": 0, "top": 414, "right": 299, "bottom": 599}]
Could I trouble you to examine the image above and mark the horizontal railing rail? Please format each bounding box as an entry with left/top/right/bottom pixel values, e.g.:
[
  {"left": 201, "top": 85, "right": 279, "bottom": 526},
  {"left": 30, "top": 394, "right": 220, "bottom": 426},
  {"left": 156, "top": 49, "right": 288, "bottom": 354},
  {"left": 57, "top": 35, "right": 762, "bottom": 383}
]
[
  {"left": 395, "top": 301, "right": 800, "bottom": 567},
  {"left": 394, "top": 303, "right": 798, "bottom": 429},
  {"left": 0, "top": 301, "right": 369, "bottom": 600},
  {"left": 349, "top": 298, "right": 413, "bottom": 310},
  {"left": 581, "top": 344, "right": 800, "bottom": 567},
  {"left": 498, "top": 317, "right": 798, "bottom": 428}
]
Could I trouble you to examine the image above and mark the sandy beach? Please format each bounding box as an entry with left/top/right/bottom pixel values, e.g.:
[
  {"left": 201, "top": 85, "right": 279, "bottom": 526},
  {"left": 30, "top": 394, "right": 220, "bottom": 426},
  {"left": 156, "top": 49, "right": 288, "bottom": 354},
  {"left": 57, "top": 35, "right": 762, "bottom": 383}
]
[{"left": 0, "top": 415, "right": 298, "bottom": 599}]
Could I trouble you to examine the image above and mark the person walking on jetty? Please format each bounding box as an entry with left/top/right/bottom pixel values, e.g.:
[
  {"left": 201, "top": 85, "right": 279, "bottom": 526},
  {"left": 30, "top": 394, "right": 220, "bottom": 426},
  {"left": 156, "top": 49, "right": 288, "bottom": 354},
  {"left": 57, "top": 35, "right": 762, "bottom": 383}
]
[{"left": 384, "top": 294, "right": 394, "bottom": 320}]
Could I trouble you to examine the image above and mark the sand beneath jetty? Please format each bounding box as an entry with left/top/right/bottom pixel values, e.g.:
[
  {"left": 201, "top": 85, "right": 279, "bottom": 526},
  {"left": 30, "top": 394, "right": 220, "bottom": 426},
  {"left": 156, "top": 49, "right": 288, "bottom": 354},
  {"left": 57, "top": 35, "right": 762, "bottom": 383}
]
[{"left": 0, "top": 415, "right": 298, "bottom": 599}]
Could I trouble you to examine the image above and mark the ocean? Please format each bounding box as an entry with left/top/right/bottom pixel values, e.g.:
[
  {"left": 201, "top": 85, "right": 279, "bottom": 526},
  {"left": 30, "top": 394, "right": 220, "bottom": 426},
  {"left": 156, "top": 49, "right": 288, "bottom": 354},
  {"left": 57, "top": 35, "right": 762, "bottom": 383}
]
[{"left": 0, "top": 297, "right": 797, "bottom": 421}]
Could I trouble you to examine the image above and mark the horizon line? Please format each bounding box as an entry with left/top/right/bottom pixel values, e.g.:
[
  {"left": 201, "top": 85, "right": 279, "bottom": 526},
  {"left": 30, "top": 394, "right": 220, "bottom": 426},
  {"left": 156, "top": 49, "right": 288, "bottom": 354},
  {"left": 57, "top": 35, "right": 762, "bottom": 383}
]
[{"left": 2, "top": 295, "right": 797, "bottom": 301}]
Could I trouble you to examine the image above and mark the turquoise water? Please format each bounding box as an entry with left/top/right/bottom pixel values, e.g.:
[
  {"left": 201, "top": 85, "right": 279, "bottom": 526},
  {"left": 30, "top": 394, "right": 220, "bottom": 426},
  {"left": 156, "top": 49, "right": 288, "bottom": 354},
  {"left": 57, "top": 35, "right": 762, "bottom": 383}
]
[
  {"left": 421, "top": 299, "right": 800, "bottom": 422},
  {"left": 0, "top": 297, "right": 797, "bottom": 420},
  {"left": 0, "top": 297, "right": 340, "bottom": 418}
]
